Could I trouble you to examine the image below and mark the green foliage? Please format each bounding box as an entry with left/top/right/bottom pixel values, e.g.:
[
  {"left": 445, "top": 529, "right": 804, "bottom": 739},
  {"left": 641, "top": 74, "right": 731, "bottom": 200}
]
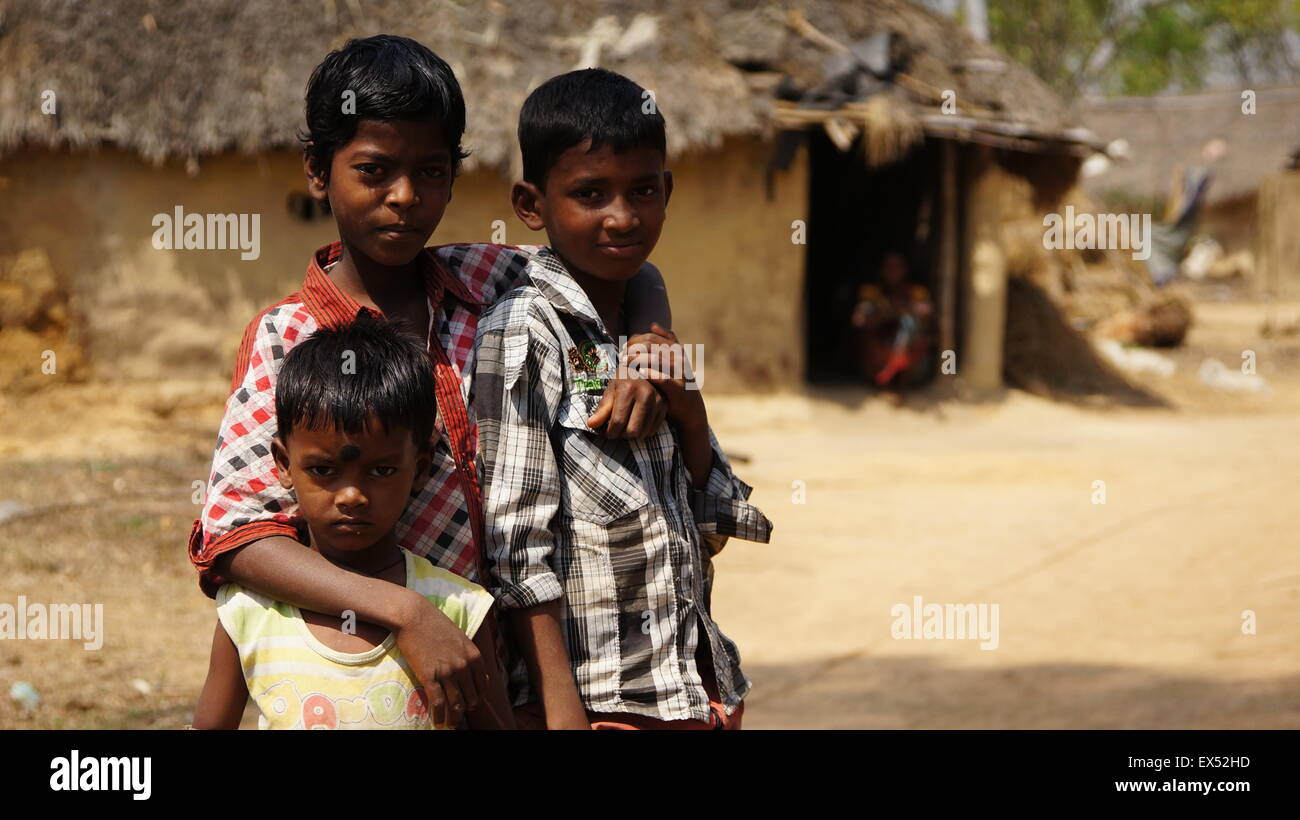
[
  {"left": 988, "top": 0, "right": 1300, "bottom": 100},
  {"left": 1105, "top": 3, "right": 1205, "bottom": 96}
]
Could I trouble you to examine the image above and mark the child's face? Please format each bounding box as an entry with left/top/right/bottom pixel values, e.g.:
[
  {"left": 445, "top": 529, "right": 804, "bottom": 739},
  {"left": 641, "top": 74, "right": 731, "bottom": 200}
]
[
  {"left": 307, "top": 118, "right": 454, "bottom": 267},
  {"left": 271, "top": 416, "right": 429, "bottom": 555},
  {"left": 514, "top": 140, "right": 672, "bottom": 282}
]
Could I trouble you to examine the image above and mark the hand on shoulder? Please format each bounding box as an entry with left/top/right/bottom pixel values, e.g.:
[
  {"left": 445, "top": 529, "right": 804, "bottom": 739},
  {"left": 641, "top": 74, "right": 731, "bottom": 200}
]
[{"left": 622, "top": 323, "right": 706, "bottom": 432}]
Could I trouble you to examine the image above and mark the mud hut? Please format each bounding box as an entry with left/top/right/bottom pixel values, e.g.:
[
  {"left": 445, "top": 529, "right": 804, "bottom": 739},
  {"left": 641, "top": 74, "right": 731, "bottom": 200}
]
[
  {"left": 1082, "top": 86, "right": 1300, "bottom": 297},
  {"left": 0, "top": 0, "right": 1099, "bottom": 394}
]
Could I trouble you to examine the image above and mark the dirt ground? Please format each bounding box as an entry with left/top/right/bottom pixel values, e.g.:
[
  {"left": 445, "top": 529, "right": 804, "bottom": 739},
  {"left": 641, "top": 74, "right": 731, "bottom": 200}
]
[{"left": 1, "top": 296, "right": 1298, "bottom": 729}]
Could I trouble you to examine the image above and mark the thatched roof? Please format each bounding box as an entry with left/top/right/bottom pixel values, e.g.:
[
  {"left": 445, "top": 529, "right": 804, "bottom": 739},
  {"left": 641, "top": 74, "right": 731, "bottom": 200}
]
[
  {"left": 0, "top": 0, "right": 1082, "bottom": 171},
  {"left": 1081, "top": 86, "right": 1300, "bottom": 206}
]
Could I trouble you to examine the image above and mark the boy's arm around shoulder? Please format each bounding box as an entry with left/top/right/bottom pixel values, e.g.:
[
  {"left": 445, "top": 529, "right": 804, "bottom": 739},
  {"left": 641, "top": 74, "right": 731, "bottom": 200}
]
[
  {"left": 193, "top": 303, "right": 491, "bottom": 727},
  {"left": 224, "top": 306, "right": 491, "bottom": 726},
  {"left": 625, "top": 261, "right": 671, "bottom": 332}
]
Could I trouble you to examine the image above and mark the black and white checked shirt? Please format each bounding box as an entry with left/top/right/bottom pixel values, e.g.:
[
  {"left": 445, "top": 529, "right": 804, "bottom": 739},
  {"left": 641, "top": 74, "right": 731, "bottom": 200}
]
[{"left": 471, "top": 248, "right": 773, "bottom": 722}]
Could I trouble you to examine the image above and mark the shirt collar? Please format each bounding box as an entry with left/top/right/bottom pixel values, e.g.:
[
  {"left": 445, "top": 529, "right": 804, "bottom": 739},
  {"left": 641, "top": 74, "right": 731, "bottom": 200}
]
[
  {"left": 299, "top": 240, "right": 485, "bottom": 329},
  {"left": 525, "top": 248, "right": 611, "bottom": 333}
]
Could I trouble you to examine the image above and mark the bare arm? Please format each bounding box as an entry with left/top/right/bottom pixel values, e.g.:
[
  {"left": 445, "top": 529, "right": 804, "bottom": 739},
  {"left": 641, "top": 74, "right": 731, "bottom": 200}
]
[
  {"left": 474, "top": 302, "right": 586, "bottom": 729},
  {"left": 626, "top": 261, "right": 671, "bottom": 333},
  {"left": 508, "top": 601, "right": 589, "bottom": 730},
  {"left": 675, "top": 412, "right": 714, "bottom": 492},
  {"left": 192, "top": 621, "right": 248, "bottom": 730},
  {"left": 465, "top": 620, "right": 518, "bottom": 730},
  {"left": 217, "top": 537, "right": 488, "bottom": 729}
]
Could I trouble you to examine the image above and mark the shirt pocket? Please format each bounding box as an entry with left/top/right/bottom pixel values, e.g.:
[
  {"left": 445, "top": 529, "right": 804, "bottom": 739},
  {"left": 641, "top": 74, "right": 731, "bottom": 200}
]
[{"left": 552, "top": 390, "right": 650, "bottom": 525}]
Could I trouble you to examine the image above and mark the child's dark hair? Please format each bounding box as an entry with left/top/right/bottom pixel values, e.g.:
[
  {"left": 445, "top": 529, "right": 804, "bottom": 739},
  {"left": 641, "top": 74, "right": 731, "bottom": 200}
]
[
  {"left": 300, "top": 34, "right": 469, "bottom": 182},
  {"left": 518, "top": 68, "right": 666, "bottom": 189},
  {"left": 275, "top": 312, "right": 436, "bottom": 449}
]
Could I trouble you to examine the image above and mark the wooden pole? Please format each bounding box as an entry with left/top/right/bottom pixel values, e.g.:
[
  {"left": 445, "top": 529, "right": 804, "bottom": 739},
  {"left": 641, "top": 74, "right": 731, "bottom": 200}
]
[
  {"left": 960, "top": 145, "right": 1007, "bottom": 395},
  {"left": 938, "top": 140, "right": 958, "bottom": 361}
]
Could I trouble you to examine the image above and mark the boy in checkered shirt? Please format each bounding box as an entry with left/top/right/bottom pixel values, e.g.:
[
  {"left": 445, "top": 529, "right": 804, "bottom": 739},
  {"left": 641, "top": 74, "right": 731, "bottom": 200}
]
[
  {"left": 473, "top": 69, "right": 773, "bottom": 729},
  {"left": 188, "top": 35, "right": 673, "bottom": 727}
]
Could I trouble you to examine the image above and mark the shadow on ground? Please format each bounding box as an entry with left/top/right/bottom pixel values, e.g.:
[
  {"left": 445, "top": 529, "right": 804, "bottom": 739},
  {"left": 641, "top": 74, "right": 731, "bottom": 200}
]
[{"left": 743, "top": 654, "right": 1300, "bottom": 729}]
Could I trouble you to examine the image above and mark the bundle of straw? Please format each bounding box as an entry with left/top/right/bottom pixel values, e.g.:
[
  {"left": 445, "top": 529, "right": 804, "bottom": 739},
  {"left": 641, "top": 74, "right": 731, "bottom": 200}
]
[{"left": 855, "top": 93, "right": 923, "bottom": 168}]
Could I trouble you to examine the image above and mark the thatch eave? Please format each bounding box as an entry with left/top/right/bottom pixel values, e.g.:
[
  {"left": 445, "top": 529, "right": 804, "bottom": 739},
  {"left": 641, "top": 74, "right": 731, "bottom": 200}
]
[{"left": 0, "top": 0, "right": 1079, "bottom": 171}]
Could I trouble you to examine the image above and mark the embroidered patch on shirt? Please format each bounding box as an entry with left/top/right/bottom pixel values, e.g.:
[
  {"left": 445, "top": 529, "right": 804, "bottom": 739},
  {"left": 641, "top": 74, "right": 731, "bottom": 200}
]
[{"left": 568, "top": 341, "right": 614, "bottom": 394}]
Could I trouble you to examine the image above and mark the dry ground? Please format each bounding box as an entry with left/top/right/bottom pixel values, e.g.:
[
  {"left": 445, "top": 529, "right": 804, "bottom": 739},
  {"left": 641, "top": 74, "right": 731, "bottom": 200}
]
[{"left": 1, "top": 297, "right": 1297, "bottom": 728}]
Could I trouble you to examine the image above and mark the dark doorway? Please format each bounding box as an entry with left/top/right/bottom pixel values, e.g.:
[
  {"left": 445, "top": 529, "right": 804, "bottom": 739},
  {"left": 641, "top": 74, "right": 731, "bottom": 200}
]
[{"left": 803, "top": 131, "right": 942, "bottom": 384}]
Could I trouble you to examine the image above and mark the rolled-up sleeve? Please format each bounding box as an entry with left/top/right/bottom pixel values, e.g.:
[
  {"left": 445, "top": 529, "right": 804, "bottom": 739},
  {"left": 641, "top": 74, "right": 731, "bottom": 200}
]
[
  {"left": 689, "top": 426, "right": 773, "bottom": 556},
  {"left": 472, "top": 295, "right": 566, "bottom": 610}
]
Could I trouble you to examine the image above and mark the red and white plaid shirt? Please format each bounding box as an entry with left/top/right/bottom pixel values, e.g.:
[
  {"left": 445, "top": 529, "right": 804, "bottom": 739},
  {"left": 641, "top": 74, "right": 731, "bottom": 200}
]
[{"left": 187, "top": 241, "right": 538, "bottom": 597}]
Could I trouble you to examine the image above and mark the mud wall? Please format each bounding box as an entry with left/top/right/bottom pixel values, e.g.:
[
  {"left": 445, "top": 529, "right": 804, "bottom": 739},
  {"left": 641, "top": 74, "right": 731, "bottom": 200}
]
[{"left": 0, "top": 137, "right": 807, "bottom": 393}]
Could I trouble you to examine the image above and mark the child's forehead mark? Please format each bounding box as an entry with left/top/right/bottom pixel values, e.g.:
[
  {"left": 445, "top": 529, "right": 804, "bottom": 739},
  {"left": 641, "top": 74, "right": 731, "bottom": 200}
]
[{"left": 339, "top": 444, "right": 362, "bottom": 462}]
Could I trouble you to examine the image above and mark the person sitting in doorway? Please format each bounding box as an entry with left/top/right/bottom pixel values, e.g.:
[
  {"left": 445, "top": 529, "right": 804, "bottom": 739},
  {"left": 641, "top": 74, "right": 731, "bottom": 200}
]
[{"left": 850, "top": 251, "right": 934, "bottom": 389}]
